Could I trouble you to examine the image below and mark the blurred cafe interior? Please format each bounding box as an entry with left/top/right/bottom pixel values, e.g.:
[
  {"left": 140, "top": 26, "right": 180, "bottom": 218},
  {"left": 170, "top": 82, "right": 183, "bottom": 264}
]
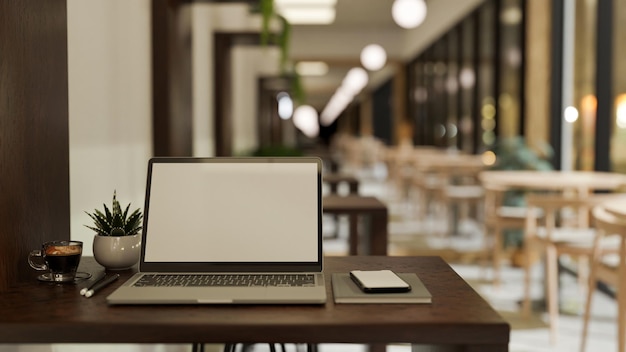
[{"left": 4, "top": 0, "right": 626, "bottom": 351}]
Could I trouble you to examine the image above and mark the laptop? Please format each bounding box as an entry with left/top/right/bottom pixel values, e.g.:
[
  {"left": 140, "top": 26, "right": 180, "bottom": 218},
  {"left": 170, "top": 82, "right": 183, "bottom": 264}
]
[{"left": 106, "top": 156, "right": 327, "bottom": 305}]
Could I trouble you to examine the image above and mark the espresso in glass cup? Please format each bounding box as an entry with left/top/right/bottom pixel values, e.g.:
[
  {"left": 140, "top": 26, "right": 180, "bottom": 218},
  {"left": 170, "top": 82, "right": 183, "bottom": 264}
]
[{"left": 28, "top": 241, "right": 83, "bottom": 282}]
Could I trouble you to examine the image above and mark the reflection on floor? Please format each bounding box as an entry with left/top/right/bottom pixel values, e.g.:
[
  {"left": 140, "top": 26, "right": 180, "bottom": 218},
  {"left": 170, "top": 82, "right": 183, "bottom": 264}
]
[{"left": 319, "top": 170, "right": 619, "bottom": 352}]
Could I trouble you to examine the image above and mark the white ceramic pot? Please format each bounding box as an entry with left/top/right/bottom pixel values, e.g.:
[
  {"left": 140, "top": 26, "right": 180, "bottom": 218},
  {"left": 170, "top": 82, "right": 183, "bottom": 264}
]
[{"left": 92, "top": 234, "right": 141, "bottom": 270}]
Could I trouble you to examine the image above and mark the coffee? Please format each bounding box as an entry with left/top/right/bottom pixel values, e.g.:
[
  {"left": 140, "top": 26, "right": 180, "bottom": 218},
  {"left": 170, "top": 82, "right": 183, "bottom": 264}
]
[
  {"left": 28, "top": 241, "right": 84, "bottom": 282},
  {"left": 44, "top": 245, "right": 82, "bottom": 274}
]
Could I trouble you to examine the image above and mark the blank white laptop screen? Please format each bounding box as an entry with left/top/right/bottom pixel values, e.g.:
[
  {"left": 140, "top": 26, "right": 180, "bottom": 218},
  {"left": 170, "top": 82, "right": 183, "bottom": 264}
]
[{"left": 143, "top": 160, "right": 319, "bottom": 263}]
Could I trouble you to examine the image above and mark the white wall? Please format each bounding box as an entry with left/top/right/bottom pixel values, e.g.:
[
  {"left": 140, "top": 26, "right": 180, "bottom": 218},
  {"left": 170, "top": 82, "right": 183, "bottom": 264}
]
[
  {"left": 191, "top": 4, "right": 214, "bottom": 156},
  {"left": 232, "top": 46, "right": 281, "bottom": 154},
  {"left": 67, "top": 0, "right": 152, "bottom": 255}
]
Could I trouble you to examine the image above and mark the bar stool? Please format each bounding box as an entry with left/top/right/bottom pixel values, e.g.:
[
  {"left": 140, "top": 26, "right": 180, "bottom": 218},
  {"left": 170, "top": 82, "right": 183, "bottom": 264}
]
[{"left": 481, "top": 184, "right": 529, "bottom": 286}]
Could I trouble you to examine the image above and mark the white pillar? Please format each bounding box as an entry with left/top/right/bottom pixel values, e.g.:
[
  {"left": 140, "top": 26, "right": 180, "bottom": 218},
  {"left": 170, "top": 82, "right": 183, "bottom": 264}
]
[{"left": 560, "top": 0, "right": 576, "bottom": 171}]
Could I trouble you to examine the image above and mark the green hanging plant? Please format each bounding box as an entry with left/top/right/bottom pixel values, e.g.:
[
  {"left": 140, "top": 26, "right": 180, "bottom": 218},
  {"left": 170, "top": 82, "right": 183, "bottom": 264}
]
[
  {"left": 256, "top": 1, "right": 290, "bottom": 71},
  {"left": 290, "top": 70, "right": 306, "bottom": 105},
  {"left": 277, "top": 15, "right": 292, "bottom": 73},
  {"left": 260, "top": 0, "right": 274, "bottom": 47},
  {"left": 254, "top": 1, "right": 305, "bottom": 104}
]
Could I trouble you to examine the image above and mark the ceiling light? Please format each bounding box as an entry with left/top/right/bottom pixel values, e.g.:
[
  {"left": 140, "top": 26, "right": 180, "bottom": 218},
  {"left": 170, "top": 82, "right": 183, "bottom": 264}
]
[
  {"left": 293, "top": 105, "right": 319, "bottom": 138},
  {"left": 320, "top": 67, "right": 369, "bottom": 126},
  {"left": 274, "top": 0, "right": 337, "bottom": 25},
  {"left": 563, "top": 106, "right": 579, "bottom": 123},
  {"left": 296, "top": 61, "right": 329, "bottom": 76},
  {"left": 277, "top": 92, "right": 293, "bottom": 120},
  {"left": 501, "top": 6, "right": 522, "bottom": 25},
  {"left": 320, "top": 90, "right": 352, "bottom": 126},
  {"left": 617, "top": 94, "right": 626, "bottom": 129},
  {"left": 360, "top": 44, "right": 387, "bottom": 71},
  {"left": 459, "top": 67, "right": 475, "bottom": 89},
  {"left": 342, "top": 67, "right": 369, "bottom": 96},
  {"left": 277, "top": 7, "right": 335, "bottom": 24},
  {"left": 275, "top": 0, "right": 337, "bottom": 6},
  {"left": 392, "top": 0, "right": 427, "bottom": 29}
]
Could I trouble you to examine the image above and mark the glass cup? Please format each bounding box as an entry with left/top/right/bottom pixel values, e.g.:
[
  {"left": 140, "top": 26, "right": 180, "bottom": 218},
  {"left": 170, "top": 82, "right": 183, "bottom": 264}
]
[{"left": 28, "top": 240, "right": 83, "bottom": 282}]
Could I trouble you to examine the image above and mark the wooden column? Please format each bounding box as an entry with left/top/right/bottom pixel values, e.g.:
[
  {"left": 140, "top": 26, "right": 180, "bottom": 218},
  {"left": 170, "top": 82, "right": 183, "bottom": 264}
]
[
  {"left": 0, "top": 0, "right": 70, "bottom": 291},
  {"left": 525, "top": 0, "right": 552, "bottom": 151},
  {"left": 152, "top": 0, "right": 193, "bottom": 157}
]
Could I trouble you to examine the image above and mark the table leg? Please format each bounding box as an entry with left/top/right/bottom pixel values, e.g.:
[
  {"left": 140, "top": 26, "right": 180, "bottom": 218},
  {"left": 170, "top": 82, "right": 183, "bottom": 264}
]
[
  {"left": 370, "top": 210, "right": 388, "bottom": 255},
  {"left": 327, "top": 182, "right": 339, "bottom": 239},
  {"left": 349, "top": 214, "right": 358, "bottom": 255},
  {"left": 368, "top": 343, "right": 386, "bottom": 352}
]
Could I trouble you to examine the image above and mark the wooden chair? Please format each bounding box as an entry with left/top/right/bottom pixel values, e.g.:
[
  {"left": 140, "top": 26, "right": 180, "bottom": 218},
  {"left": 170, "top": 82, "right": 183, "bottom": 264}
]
[
  {"left": 482, "top": 184, "right": 531, "bottom": 286},
  {"left": 434, "top": 165, "right": 485, "bottom": 238},
  {"left": 580, "top": 205, "right": 626, "bottom": 352},
  {"left": 521, "top": 192, "right": 624, "bottom": 344}
]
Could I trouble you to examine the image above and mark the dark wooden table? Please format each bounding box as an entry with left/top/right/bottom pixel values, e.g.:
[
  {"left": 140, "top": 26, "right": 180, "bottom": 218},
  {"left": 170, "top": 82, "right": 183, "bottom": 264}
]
[
  {"left": 323, "top": 173, "right": 359, "bottom": 195},
  {"left": 323, "top": 195, "right": 388, "bottom": 255},
  {"left": 0, "top": 256, "right": 509, "bottom": 351}
]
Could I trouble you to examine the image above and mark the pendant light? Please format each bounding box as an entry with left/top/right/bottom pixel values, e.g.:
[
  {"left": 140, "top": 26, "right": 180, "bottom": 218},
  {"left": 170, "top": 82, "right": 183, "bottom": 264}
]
[{"left": 392, "top": 0, "right": 427, "bottom": 29}]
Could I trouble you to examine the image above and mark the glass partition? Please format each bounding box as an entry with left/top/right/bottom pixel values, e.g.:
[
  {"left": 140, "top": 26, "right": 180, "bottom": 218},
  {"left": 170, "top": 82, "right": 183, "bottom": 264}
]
[
  {"left": 476, "top": 0, "right": 496, "bottom": 152},
  {"left": 445, "top": 29, "right": 460, "bottom": 149},
  {"left": 570, "top": 0, "right": 597, "bottom": 171},
  {"left": 497, "top": 0, "right": 523, "bottom": 139},
  {"left": 431, "top": 38, "right": 449, "bottom": 148},
  {"left": 612, "top": 0, "right": 626, "bottom": 173},
  {"left": 459, "top": 16, "right": 476, "bottom": 153},
  {"left": 406, "top": 0, "right": 523, "bottom": 155}
]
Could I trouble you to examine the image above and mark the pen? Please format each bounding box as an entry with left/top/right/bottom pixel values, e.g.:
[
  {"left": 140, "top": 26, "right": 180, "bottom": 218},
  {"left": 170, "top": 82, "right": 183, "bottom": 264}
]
[
  {"left": 84, "top": 274, "right": 120, "bottom": 298},
  {"left": 80, "top": 271, "right": 106, "bottom": 296}
]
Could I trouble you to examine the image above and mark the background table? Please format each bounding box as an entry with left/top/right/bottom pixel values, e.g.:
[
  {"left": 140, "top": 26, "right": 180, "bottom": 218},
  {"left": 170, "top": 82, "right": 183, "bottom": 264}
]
[
  {"left": 479, "top": 170, "right": 626, "bottom": 193},
  {"left": 480, "top": 170, "right": 626, "bottom": 225},
  {"left": 603, "top": 197, "right": 626, "bottom": 219},
  {"left": 323, "top": 173, "right": 359, "bottom": 195},
  {"left": 0, "top": 256, "right": 509, "bottom": 352},
  {"left": 323, "top": 195, "right": 388, "bottom": 255}
]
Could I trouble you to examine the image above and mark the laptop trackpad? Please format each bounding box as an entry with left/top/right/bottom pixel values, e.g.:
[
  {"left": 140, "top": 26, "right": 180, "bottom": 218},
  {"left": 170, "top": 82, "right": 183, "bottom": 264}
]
[{"left": 194, "top": 286, "right": 268, "bottom": 303}]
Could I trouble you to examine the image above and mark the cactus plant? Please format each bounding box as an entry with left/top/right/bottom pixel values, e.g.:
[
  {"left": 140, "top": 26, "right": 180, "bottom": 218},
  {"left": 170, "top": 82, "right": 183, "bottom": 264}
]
[{"left": 85, "top": 190, "right": 142, "bottom": 237}]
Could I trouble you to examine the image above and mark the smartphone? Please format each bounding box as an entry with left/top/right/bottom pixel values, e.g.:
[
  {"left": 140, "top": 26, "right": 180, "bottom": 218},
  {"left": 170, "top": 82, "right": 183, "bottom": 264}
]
[{"left": 349, "top": 270, "right": 411, "bottom": 293}]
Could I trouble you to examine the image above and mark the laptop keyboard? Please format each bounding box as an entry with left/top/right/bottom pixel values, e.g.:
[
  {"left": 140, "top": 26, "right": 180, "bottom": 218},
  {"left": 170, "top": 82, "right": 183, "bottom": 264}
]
[{"left": 133, "top": 274, "right": 316, "bottom": 287}]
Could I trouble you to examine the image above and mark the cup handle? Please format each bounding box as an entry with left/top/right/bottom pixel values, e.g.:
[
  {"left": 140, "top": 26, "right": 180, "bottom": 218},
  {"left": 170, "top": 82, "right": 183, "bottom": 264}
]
[{"left": 28, "top": 250, "right": 48, "bottom": 271}]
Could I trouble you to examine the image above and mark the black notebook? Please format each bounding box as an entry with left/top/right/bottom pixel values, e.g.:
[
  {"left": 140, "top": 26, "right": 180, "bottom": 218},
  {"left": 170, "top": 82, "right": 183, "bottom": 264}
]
[{"left": 331, "top": 273, "right": 432, "bottom": 304}]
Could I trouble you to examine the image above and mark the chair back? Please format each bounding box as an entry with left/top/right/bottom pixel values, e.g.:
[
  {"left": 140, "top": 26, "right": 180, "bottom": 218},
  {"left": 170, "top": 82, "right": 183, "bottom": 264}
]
[
  {"left": 525, "top": 193, "right": 626, "bottom": 237},
  {"left": 592, "top": 205, "right": 626, "bottom": 239},
  {"left": 591, "top": 205, "right": 626, "bottom": 274},
  {"left": 584, "top": 204, "right": 626, "bottom": 352}
]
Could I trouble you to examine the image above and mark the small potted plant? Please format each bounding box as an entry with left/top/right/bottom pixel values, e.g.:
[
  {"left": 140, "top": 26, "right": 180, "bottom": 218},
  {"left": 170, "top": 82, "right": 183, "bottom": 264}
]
[{"left": 85, "top": 190, "right": 143, "bottom": 270}]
